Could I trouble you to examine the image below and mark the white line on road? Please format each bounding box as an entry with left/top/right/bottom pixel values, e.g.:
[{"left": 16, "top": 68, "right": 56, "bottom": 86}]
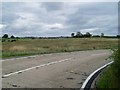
[
  {"left": 2, "top": 58, "right": 72, "bottom": 78},
  {"left": 81, "top": 61, "right": 114, "bottom": 89}
]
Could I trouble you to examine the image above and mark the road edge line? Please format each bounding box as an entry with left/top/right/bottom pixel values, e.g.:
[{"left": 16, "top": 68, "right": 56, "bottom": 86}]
[{"left": 80, "top": 61, "right": 114, "bottom": 90}]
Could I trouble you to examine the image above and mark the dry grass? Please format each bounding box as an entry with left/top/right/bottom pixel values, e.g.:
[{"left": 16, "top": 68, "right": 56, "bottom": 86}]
[
  {"left": 10, "top": 46, "right": 27, "bottom": 51},
  {"left": 2, "top": 38, "right": 118, "bottom": 58}
]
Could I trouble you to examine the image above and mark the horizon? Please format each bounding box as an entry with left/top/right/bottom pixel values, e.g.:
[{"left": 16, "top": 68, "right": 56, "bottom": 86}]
[{"left": 1, "top": 33, "right": 119, "bottom": 38}]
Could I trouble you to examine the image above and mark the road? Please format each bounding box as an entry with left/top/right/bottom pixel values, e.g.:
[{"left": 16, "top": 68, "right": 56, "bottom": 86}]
[{"left": 2, "top": 50, "right": 112, "bottom": 88}]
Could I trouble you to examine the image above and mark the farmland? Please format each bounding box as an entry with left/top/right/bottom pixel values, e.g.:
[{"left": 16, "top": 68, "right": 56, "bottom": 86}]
[{"left": 2, "top": 38, "right": 118, "bottom": 58}]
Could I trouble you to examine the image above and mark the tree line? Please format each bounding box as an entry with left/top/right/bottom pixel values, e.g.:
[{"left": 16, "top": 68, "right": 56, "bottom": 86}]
[
  {"left": 71, "top": 32, "right": 105, "bottom": 38},
  {"left": 2, "top": 32, "right": 120, "bottom": 40},
  {"left": 2, "top": 34, "right": 16, "bottom": 39},
  {"left": 2, "top": 34, "right": 18, "bottom": 42}
]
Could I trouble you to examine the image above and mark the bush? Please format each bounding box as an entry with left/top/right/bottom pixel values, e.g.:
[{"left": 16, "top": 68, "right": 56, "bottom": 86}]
[
  {"left": 2, "top": 39, "right": 6, "bottom": 42},
  {"left": 112, "top": 50, "right": 120, "bottom": 80},
  {"left": 96, "top": 50, "right": 120, "bottom": 88},
  {"left": 10, "top": 39, "right": 16, "bottom": 42}
]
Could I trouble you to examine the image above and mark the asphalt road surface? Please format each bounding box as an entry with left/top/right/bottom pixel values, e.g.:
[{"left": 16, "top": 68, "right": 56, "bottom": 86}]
[{"left": 2, "top": 50, "right": 112, "bottom": 88}]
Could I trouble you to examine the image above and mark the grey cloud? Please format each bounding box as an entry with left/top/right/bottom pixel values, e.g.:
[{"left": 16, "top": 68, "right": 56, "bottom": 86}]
[
  {"left": 77, "top": 2, "right": 117, "bottom": 15},
  {"left": 2, "top": 12, "right": 19, "bottom": 24},
  {"left": 64, "top": 2, "right": 118, "bottom": 35},
  {"left": 41, "top": 2, "right": 64, "bottom": 11},
  {"left": 1, "top": 2, "right": 118, "bottom": 37}
]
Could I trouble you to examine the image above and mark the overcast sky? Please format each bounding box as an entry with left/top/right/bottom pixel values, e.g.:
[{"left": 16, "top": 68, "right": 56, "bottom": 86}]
[{"left": 1, "top": 2, "right": 118, "bottom": 37}]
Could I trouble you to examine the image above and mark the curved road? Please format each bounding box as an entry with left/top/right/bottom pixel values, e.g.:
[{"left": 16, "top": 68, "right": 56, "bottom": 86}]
[{"left": 2, "top": 50, "right": 112, "bottom": 88}]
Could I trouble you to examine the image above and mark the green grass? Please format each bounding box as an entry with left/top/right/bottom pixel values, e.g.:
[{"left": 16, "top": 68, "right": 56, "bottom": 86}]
[
  {"left": 2, "top": 38, "right": 118, "bottom": 58},
  {"left": 96, "top": 50, "right": 120, "bottom": 89},
  {"left": 96, "top": 66, "right": 119, "bottom": 88}
]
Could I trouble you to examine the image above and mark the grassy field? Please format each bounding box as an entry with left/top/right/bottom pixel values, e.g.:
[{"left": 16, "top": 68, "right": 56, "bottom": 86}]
[
  {"left": 96, "top": 66, "right": 119, "bottom": 88},
  {"left": 96, "top": 50, "right": 120, "bottom": 89},
  {"left": 2, "top": 38, "right": 118, "bottom": 58}
]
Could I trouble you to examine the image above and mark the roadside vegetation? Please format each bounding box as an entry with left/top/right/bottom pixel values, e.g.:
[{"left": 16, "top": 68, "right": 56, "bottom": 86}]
[{"left": 96, "top": 49, "right": 120, "bottom": 88}]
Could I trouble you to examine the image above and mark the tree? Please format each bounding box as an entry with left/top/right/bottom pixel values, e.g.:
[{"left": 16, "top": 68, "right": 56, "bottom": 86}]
[
  {"left": 117, "top": 35, "right": 120, "bottom": 38},
  {"left": 10, "top": 35, "right": 15, "bottom": 39},
  {"left": 2, "top": 34, "right": 8, "bottom": 38},
  {"left": 84, "top": 32, "right": 92, "bottom": 37},
  {"left": 71, "top": 33, "right": 75, "bottom": 37},
  {"left": 76, "top": 32, "right": 83, "bottom": 37},
  {"left": 101, "top": 33, "right": 104, "bottom": 37}
]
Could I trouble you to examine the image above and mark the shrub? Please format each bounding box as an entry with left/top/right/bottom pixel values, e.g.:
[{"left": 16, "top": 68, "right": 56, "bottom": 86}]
[{"left": 112, "top": 50, "right": 120, "bottom": 80}]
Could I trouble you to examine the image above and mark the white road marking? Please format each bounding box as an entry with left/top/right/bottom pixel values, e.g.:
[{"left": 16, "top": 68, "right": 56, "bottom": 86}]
[
  {"left": 2, "top": 58, "right": 71, "bottom": 78},
  {"left": 81, "top": 61, "right": 114, "bottom": 89}
]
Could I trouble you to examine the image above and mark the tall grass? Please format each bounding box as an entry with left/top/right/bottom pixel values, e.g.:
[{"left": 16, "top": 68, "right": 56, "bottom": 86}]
[
  {"left": 112, "top": 50, "right": 120, "bottom": 80},
  {"left": 96, "top": 49, "right": 120, "bottom": 88},
  {"left": 2, "top": 38, "right": 118, "bottom": 58}
]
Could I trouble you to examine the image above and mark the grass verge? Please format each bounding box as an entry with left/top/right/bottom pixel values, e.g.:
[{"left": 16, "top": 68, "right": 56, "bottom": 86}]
[
  {"left": 96, "top": 50, "right": 120, "bottom": 89},
  {"left": 96, "top": 66, "right": 119, "bottom": 88}
]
